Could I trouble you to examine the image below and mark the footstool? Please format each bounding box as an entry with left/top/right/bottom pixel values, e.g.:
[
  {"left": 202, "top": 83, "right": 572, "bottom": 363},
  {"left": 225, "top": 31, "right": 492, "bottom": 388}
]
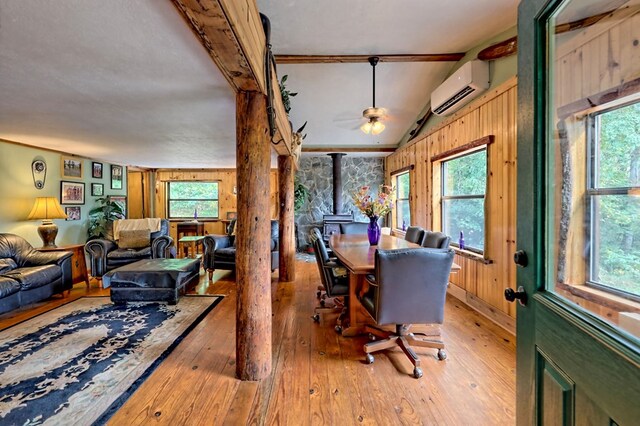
[{"left": 102, "top": 258, "right": 201, "bottom": 305}]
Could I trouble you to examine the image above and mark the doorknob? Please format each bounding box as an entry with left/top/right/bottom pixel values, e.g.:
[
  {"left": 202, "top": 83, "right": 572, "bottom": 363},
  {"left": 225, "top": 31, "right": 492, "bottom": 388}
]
[
  {"left": 513, "top": 250, "right": 528, "bottom": 267},
  {"left": 504, "top": 286, "right": 527, "bottom": 306}
]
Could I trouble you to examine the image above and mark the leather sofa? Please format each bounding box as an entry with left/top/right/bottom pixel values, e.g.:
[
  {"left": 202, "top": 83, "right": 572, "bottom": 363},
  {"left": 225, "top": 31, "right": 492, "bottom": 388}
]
[
  {"left": 202, "top": 219, "right": 279, "bottom": 280},
  {"left": 84, "top": 218, "right": 174, "bottom": 278},
  {"left": 0, "top": 233, "right": 73, "bottom": 315}
]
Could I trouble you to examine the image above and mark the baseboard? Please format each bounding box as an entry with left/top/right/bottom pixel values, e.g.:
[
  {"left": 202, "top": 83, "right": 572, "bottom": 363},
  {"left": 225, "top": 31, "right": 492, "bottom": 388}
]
[{"left": 447, "top": 283, "right": 516, "bottom": 336}]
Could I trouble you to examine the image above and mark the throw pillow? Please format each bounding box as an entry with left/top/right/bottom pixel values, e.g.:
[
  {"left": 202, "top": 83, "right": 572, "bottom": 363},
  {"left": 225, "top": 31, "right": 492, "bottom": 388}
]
[{"left": 118, "top": 229, "right": 151, "bottom": 249}]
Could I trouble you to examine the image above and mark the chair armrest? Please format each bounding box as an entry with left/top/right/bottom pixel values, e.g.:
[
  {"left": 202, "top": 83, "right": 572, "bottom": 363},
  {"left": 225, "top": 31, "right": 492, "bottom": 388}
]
[
  {"left": 365, "top": 274, "right": 377, "bottom": 286},
  {"left": 25, "top": 250, "right": 73, "bottom": 267},
  {"left": 151, "top": 235, "right": 173, "bottom": 258},
  {"left": 209, "top": 235, "right": 232, "bottom": 251},
  {"left": 84, "top": 239, "right": 116, "bottom": 278}
]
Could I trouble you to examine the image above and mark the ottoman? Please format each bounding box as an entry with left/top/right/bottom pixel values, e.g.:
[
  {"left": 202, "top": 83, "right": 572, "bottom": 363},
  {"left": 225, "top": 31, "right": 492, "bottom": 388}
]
[{"left": 103, "top": 258, "right": 201, "bottom": 305}]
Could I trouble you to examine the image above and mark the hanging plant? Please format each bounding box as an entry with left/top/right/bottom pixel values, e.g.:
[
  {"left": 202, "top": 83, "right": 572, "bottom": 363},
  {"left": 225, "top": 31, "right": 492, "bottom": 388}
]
[{"left": 279, "top": 74, "right": 297, "bottom": 116}]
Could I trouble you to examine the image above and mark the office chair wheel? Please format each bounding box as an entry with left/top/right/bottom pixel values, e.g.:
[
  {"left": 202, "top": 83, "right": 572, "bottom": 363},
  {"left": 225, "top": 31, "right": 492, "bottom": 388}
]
[
  {"left": 312, "top": 314, "right": 320, "bottom": 323},
  {"left": 335, "top": 325, "right": 343, "bottom": 334},
  {"left": 368, "top": 333, "right": 376, "bottom": 341},
  {"left": 316, "top": 291, "right": 321, "bottom": 299},
  {"left": 437, "top": 349, "right": 447, "bottom": 360},
  {"left": 320, "top": 299, "right": 326, "bottom": 307},
  {"left": 365, "top": 354, "right": 374, "bottom": 364},
  {"left": 413, "top": 367, "right": 423, "bottom": 379}
]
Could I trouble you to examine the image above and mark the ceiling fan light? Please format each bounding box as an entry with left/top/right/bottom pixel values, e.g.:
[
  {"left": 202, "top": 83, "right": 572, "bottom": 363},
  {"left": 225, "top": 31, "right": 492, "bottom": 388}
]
[
  {"left": 371, "top": 120, "right": 385, "bottom": 135},
  {"left": 361, "top": 121, "right": 373, "bottom": 134}
]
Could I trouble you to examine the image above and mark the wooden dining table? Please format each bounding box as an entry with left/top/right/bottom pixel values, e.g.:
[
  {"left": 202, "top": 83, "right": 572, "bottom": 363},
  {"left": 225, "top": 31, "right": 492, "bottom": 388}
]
[{"left": 329, "top": 233, "right": 460, "bottom": 337}]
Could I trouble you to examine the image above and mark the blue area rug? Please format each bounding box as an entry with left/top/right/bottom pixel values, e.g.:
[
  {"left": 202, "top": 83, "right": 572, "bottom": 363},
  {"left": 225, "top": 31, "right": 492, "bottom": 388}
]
[{"left": 0, "top": 296, "right": 222, "bottom": 425}]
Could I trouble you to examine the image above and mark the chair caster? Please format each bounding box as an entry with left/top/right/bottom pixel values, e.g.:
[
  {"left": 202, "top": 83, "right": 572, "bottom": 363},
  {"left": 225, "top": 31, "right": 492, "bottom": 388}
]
[
  {"left": 316, "top": 291, "right": 321, "bottom": 299},
  {"left": 365, "top": 354, "right": 374, "bottom": 364},
  {"left": 368, "top": 333, "right": 376, "bottom": 341},
  {"left": 312, "top": 314, "right": 320, "bottom": 323},
  {"left": 437, "top": 349, "right": 447, "bottom": 360},
  {"left": 320, "top": 299, "right": 326, "bottom": 307},
  {"left": 413, "top": 367, "right": 423, "bottom": 379},
  {"left": 334, "top": 325, "right": 343, "bottom": 334}
]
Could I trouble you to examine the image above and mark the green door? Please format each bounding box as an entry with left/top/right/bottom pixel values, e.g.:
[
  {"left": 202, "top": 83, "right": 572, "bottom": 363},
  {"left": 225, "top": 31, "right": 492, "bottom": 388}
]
[{"left": 516, "top": 0, "right": 640, "bottom": 424}]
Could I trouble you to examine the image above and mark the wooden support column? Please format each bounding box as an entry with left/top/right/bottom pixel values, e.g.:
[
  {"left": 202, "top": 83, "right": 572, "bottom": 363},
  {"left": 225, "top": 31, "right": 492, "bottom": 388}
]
[
  {"left": 235, "top": 90, "right": 272, "bottom": 381},
  {"left": 278, "top": 154, "right": 296, "bottom": 281}
]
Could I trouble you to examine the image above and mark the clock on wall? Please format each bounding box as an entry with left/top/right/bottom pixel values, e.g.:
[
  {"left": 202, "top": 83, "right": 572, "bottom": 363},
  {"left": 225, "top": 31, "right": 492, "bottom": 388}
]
[{"left": 32, "top": 159, "right": 47, "bottom": 189}]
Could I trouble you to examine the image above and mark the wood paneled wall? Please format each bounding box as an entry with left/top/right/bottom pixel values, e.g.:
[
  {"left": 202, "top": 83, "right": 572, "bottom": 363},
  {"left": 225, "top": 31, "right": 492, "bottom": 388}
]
[{"left": 386, "top": 77, "right": 518, "bottom": 329}]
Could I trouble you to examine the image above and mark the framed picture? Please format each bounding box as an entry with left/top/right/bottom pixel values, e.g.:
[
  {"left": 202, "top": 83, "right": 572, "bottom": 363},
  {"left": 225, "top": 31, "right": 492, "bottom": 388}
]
[
  {"left": 92, "top": 162, "right": 103, "bottom": 179},
  {"left": 226, "top": 211, "right": 237, "bottom": 220},
  {"left": 91, "top": 183, "right": 104, "bottom": 196},
  {"left": 111, "top": 165, "right": 123, "bottom": 189},
  {"left": 60, "top": 181, "right": 85, "bottom": 205},
  {"left": 111, "top": 195, "right": 127, "bottom": 217},
  {"left": 61, "top": 156, "right": 83, "bottom": 179},
  {"left": 65, "top": 206, "right": 81, "bottom": 221}
]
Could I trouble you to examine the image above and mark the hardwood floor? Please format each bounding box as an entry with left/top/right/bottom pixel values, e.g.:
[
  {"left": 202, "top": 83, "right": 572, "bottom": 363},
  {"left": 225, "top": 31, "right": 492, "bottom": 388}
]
[{"left": 0, "top": 260, "right": 516, "bottom": 425}]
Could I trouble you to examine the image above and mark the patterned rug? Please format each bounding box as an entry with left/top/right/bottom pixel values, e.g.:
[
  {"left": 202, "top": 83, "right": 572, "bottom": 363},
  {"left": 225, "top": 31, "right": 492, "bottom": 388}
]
[{"left": 0, "top": 296, "right": 222, "bottom": 425}]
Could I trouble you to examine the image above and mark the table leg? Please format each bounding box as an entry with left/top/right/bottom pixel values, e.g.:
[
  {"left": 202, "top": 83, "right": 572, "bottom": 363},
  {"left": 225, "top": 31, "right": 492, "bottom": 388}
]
[{"left": 341, "top": 272, "right": 366, "bottom": 337}]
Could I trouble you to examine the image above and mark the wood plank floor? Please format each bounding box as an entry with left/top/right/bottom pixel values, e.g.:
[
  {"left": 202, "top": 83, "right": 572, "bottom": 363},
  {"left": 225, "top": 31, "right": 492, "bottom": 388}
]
[{"left": 0, "top": 259, "right": 516, "bottom": 425}]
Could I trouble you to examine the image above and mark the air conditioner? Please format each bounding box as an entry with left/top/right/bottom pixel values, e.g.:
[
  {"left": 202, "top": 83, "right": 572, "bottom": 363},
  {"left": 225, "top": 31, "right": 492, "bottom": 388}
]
[{"left": 431, "top": 60, "right": 490, "bottom": 116}]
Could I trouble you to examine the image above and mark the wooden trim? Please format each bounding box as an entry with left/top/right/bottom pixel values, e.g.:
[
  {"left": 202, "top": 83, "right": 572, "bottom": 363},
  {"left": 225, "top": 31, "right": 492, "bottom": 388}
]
[
  {"left": 557, "top": 282, "right": 640, "bottom": 314},
  {"left": 390, "top": 164, "right": 414, "bottom": 176},
  {"left": 477, "top": 36, "right": 518, "bottom": 61},
  {"left": 447, "top": 284, "right": 516, "bottom": 335},
  {"left": 430, "top": 135, "right": 494, "bottom": 162},
  {"left": 453, "top": 248, "right": 494, "bottom": 264},
  {"left": 555, "top": 9, "right": 616, "bottom": 35},
  {"left": 557, "top": 77, "right": 640, "bottom": 119},
  {"left": 301, "top": 146, "right": 396, "bottom": 153},
  {"left": 274, "top": 53, "right": 465, "bottom": 64}
]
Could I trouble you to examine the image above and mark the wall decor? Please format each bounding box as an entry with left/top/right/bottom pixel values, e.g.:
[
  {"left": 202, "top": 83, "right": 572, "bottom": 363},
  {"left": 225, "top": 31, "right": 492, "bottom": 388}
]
[
  {"left": 61, "top": 156, "right": 83, "bottom": 179},
  {"left": 92, "top": 162, "right": 103, "bottom": 179},
  {"left": 65, "top": 206, "right": 81, "bottom": 221},
  {"left": 32, "top": 159, "right": 47, "bottom": 189},
  {"left": 91, "top": 183, "right": 104, "bottom": 196},
  {"left": 111, "top": 196, "right": 127, "bottom": 217},
  {"left": 60, "top": 181, "right": 85, "bottom": 205},
  {"left": 111, "top": 165, "right": 123, "bottom": 189},
  {"left": 226, "top": 211, "right": 237, "bottom": 220}
]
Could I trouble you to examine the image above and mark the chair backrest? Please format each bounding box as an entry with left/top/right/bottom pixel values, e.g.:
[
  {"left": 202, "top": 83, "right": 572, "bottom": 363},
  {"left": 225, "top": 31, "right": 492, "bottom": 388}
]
[
  {"left": 340, "top": 222, "right": 369, "bottom": 234},
  {"left": 372, "top": 248, "right": 454, "bottom": 325},
  {"left": 310, "top": 227, "right": 341, "bottom": 296},
  {"left": 404, "top": 226, "right": 425, "bottom": 244},
  {"left": 421, "top": 231, "right": 451, "bottom": 249}
]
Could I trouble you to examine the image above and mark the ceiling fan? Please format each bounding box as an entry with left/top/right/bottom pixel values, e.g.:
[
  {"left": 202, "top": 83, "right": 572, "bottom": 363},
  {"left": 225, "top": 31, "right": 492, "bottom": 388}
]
[{"left": 361, "top": 56, "right": 386, "bottom": 135}]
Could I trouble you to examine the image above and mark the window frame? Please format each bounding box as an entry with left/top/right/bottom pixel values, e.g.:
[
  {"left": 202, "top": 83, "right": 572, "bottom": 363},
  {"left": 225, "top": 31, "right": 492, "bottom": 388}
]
[
  {"left": 166, "top": 180, "right": 220, "bottom": 220},
  {"left": 393, "top": 170, "right": 411, "bottom": 231}
]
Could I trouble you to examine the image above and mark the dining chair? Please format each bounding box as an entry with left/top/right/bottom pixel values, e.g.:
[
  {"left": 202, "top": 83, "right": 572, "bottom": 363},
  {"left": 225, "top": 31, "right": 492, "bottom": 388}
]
[
  {"left": 358, "top": 247, "right": 455, "bottom": 378},
  {"left": 421, "top": 231, "right": 451, "bottom": 249},
  {"left": 404, "top": 226, "right": 425, "bottom": 244},
  {"left": 339, "top": 222, "right": 369, "bottom": 234}
]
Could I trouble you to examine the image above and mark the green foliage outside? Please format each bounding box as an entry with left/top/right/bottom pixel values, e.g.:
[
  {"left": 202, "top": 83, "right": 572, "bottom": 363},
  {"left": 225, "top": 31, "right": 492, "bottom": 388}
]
[
  {"left": 442, "top": 150, "right": 487, "bottom": 251},
  {"left": 395, "top": 172, "right": 410, "bottom": 228},
  {"left": 592, "top": 103, "right": 640, "bottom": 296},
  {"left": 168, "top": 182, "right": 219, "bottom": 219}
]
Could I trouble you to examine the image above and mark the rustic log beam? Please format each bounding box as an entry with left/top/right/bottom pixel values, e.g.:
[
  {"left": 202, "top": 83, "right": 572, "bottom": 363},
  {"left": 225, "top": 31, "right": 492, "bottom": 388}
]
[
  {"left": 274, "top": 53, "right": 464, "bottom": 64},
  {"left": 278, "top": 155, "right": 296, "bottom": 281},
  {"left": 301, "top": 146, "right": 396, "bottom": 153},
  {"left": 477, "top": 36, "right": 518, "bottom": 61},
  {"left": 236, "top": 91, "right": 272, "bottom": 381}
]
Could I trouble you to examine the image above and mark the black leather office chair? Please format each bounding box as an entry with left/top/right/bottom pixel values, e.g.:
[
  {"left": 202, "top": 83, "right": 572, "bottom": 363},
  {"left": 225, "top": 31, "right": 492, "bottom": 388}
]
[
  {"left": 358, "top": 247, "right": 454, "bottom": 378},
  {"left": 309, "top": 227, "right": 349, "bottom": 332},
  {"left": 421, "top": 231, "right": 451, "bottom": 249},
  {"left": 339, "top": 222, "right": 369, "bottom": 234},
  {"left": 404, "top": 226, "right": 425, "bottom": 244}
]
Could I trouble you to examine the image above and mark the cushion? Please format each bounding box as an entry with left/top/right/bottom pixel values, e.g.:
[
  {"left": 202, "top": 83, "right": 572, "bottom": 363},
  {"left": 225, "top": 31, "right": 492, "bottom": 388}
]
[
  {"left": 0, "top": 258, "right": 17, "bottom": 274},
  {"left": 0, "top": 276, "right": 21, "bottom": 298},
  {"left": 119, "top": 229, "right": 151, "bottom": 249},
  {"left": 2, "top": 265, "right": 62, "bottom": 291}
]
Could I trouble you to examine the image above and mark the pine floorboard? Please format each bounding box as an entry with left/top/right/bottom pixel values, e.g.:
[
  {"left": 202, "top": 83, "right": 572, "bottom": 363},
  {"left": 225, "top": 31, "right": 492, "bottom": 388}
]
[{"left": 0, "top": 259, "right": 516, "bottom": 425}]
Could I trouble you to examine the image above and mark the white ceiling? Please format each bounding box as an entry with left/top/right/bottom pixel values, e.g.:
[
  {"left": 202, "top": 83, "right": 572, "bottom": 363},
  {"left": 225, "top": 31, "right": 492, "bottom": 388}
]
[{"left": 0, "top": 0, "right": 518, "bottom": 168}]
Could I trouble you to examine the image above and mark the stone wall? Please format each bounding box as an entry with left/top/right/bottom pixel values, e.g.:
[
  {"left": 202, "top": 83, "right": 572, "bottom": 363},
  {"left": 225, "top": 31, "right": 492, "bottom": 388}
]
[{"left": 295, "top": 156, "right": 385, "bottom": 249}]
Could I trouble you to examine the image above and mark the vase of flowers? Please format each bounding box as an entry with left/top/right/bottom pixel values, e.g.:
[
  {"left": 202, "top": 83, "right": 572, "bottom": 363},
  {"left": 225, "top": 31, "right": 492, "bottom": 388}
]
[{"left": 352, "top": 185, "right": 396, "bottom": 245}]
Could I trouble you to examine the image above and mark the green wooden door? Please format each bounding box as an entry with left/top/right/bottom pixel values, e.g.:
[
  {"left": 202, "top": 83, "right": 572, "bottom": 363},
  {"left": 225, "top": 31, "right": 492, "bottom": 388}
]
[{"left": 516, "top": 0, "right": 640, "bottom": 424}]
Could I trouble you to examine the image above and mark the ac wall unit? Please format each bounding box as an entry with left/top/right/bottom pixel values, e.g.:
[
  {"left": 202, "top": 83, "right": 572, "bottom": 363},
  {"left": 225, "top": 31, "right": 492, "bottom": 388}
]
[{"left": 431, "top": 60, "right": 490, "bottom": 116}]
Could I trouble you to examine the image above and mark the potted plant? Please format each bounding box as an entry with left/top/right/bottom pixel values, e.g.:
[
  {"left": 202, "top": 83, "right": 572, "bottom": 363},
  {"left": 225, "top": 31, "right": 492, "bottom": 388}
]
[
  {"left": 294, "top": 177, "right": 310, "bottom": 213},
  {"left": 87, "top": 196, "right": 125, "bottom": 240}
]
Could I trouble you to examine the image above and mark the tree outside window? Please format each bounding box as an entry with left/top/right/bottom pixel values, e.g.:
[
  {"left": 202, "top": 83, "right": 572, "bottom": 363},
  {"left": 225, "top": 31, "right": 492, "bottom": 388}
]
[
  {"left": 442, "top": 149, "right": 487, "bottom": 253},
  {"left": 395, "top": 171, "right": 410, "bottom": 230},
  {"left": 168, "top": 181, "right": 219, "bottom": 219}
]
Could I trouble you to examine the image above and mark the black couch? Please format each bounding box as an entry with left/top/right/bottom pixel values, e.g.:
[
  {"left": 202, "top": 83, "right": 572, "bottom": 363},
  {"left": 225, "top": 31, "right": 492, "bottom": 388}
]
[
  {"left": 0, "top": 233, "right": 73, "bottom": 315},
  {"left": 202, "top": 219, "right": 279, "bottom": 281},
  {"left": 84, "top": 219, "right": 174, "bottom": 278}
]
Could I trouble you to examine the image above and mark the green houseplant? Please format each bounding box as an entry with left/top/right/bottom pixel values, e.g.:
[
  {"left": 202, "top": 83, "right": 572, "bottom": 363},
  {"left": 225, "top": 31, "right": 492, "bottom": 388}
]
[
  {"left": 294, "top": 177, "right": 310, "bottom": 213},
  {"left": 87, "top": 196, "right": 125, "bottom": 240}
]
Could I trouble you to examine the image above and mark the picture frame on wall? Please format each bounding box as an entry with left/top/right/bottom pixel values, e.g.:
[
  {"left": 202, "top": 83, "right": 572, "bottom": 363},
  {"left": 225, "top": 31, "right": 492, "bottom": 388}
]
[
  {"left": 65, "top": 206, "right": 81, "bottom": 221},
  {"left": 111, "top": 165, "right": 123, "bottom": 189},
  {"left": 91, "top": 183, "right": 104, "bottom": 196},
  {"left": 92, "top": 162, "right": 103, "bottom": 179},
  {"left": 60, "top": 181, "right": 85, "bottom": 205},
  {"left": 226, "top": 211, "right": 237, "bottom": 220},
  {"left": 61, "top": 156, "right": 83, "bottom": 179},
  {"left": 110, "top": 195, "right": 127, "bottom": 217}
]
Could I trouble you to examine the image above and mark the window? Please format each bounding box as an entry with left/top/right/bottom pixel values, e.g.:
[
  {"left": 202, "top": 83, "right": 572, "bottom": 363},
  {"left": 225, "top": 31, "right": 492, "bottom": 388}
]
[
  {"left": 441, "top": 149, "right": 487, "bottom": 253},
  {"left": 588, "top": 101, "right": 640, "bottom": 298},
  {"left": 395, "top": 171, "right": 410, "bottom": 230},
  {"left": 167, "top": 181, "right": 219, "bottom": 219}
]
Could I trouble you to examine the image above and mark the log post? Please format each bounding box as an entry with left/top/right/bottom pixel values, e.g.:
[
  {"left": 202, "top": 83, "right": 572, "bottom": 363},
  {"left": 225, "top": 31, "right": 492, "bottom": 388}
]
[
  {"left": 278, "top": 154, "right": 296, "bottom": 281},
  {"left": 235, "top": 91, "right": 272, "bottom": 381}
]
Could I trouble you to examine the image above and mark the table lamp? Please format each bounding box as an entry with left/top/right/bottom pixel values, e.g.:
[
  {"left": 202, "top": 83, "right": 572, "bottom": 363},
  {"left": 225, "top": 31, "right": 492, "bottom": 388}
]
[{"left": 27, "top": 197, "right": 68, "bottom": 248}]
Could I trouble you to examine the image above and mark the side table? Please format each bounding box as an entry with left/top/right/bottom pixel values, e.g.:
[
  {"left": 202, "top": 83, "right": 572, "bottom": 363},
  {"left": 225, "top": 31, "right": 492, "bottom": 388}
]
[{"left": 37, "top": 244, "right": 91, "bottom": 288}]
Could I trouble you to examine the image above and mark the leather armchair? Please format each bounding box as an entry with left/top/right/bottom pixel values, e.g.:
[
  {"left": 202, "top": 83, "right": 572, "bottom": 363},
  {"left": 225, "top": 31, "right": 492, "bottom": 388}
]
[
  {"left": 202, "top": 219, "right": 279, "bottom": 281},
  {"left": 84, "top": 219, "right": 174, "bottom": 278},
  {"left": 358, "top": 247, "right": 455, "bottom": 378}
]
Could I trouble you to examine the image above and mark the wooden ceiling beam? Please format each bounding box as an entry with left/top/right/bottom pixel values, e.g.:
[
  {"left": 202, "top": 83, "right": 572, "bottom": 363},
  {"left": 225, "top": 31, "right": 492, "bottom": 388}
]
[
  {"left": 301, "top": 147, "right": 396, "bottom": 153},
  {"left": 274, "top": 53, "right": 465, "bottom": 64}
]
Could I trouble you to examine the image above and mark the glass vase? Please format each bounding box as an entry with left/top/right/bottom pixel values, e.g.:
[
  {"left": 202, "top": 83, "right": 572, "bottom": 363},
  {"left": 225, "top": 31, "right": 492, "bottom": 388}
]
[{"left": 367, "top": 216, "right": 381, "bottom": 245}]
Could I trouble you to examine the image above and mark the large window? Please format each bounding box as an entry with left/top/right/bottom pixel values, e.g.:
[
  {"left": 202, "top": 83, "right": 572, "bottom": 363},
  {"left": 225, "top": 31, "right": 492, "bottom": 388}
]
[
  {"left": 167, "top": 181, "right": 219, "bottom": 219},
  {"left": 394, "top": 171, "right": 410, "bottom": 230},
  {"left": 442, "top": 149, "right": 487, "bottom": 253},
  {"left": 588, "top": 101, "right": 640, "bottom": 298}
]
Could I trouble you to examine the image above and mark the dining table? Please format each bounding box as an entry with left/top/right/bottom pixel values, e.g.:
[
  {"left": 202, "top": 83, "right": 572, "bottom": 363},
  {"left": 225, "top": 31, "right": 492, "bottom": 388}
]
[{"left": 329, "top": 233, "right": 460, "bottom": 337}]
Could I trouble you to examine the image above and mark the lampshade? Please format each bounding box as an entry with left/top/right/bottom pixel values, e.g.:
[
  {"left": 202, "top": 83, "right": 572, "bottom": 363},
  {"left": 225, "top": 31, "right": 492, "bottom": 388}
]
[
  {"left": 360, "top": 121, "right": 373, "bottom": 134},
  {"left": 27, "top": 197, "right": 67, "bottom": 221},
  {"left": 361, "top": 118, "right": 385, "bottom": 135}
]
